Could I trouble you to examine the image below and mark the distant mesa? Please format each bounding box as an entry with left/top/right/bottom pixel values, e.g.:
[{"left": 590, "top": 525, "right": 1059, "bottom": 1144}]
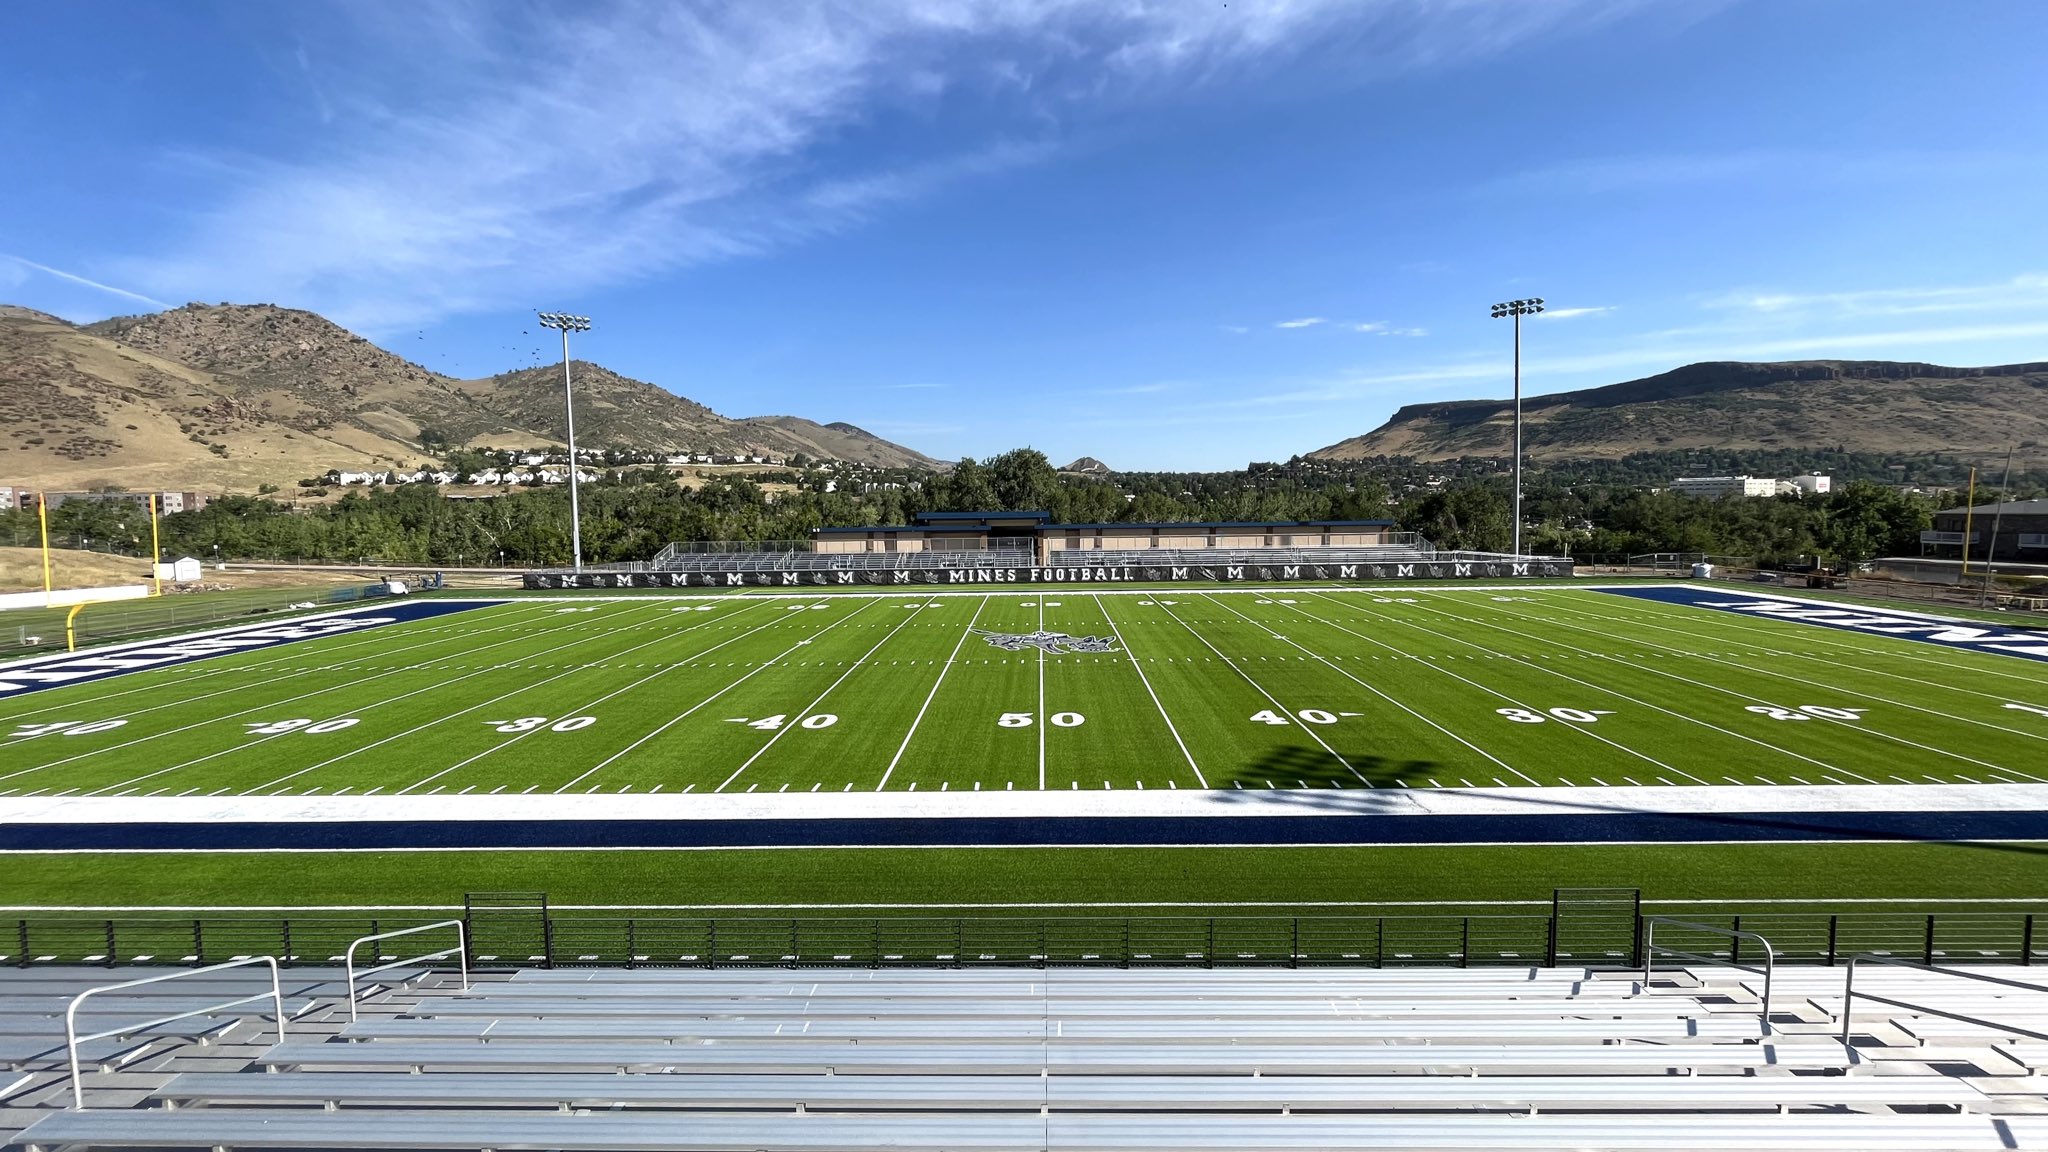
[
  {"left": 1062, "top": 456, "right": 1112, "bottom": 475},
  {"left": 1308, "top": 359, "right": 2048, "bottom": 465}
]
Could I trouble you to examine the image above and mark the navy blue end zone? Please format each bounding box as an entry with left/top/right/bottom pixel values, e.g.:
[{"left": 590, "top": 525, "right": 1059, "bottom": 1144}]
[
  {"left": 0, "top": 599, "right": 502, "bottom": 700},
  {"left": 1599, "top": 585, "right": 2048, "bottom": 663},
  {"left": 8, "top": 807, "right": 2048, "bottom": 850}
]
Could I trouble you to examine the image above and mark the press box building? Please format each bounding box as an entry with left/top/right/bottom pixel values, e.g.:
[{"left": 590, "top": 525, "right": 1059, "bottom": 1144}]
[{"left": 811, "top": 511, "right": 1401, "bottom": 566}]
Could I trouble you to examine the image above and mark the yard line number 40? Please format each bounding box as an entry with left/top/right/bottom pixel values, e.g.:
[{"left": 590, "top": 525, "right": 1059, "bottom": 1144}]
[{"left": 8, "top": 719, "right": 129, "bottom": 739}]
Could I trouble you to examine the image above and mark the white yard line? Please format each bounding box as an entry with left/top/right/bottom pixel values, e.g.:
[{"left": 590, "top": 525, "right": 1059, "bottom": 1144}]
[
  {"left": 552, "top": 599, "right": 882, "bottom": 794},
  {"left": 1472, "top": 593, "right": 2041, "bottom": 780},
  {"left": 1382, "top": 591, "right": 1880, "bottom": 784},
  {"left": 411, "top": 604, "right": 850, "bottom": 795},
  {"left": 1094, "top": 595, "right": 1206, "bottom": 789},
  {"left": 1568, "top": 587, "right": 2048, "bottom": 688},
  {"left": 4, "top": 601, "right": 693, "bottom": 790},
  {"left": 1539, "top": 592, "right": 2048, "bottom": 744},
  {"left": 1037, "top": 594, "right": 1047, "bottom": 791},
  {"left": 1147, "top": 598, "right": 1369, "bottom": 785},
  {"left": 1201, "top": 593, "right": 1540, "bottom": 787},
  {"left": 876, "top": 595, "right": 992, "bottom": 791},
  {"left": 0, "top": 602, "right": 560, "bottom": 724},
  {"left": 717, "top": 595, "right": 939, "bottom": 793},
  {"left": 1276, "top": 594, "right": 1699, "bottom": 784},
  {"left": 94, "top": 602, "right": 766, "bottom": 798}
]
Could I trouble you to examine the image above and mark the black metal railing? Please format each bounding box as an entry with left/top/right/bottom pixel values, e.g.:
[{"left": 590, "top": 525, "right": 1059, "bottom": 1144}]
[{"left": 7, "top": 908, "right": 2040, "bottom": 971}]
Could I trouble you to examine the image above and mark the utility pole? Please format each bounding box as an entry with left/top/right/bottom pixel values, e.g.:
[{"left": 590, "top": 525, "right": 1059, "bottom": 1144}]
[
  {"left": 536, "top": 312, "right": 592, "bottom": 572},
  {"left": 1490, "top": 298, "right": 1544, "bottom": 557}
]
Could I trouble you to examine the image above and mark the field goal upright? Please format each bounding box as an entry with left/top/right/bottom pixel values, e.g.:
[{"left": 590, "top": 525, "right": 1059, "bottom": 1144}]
[
  {"left": 1548, "top": 888, "right": 1642, "bottom": 967},
  {"left": 464, "top": 892, "right": 551, "bottom": 968}
]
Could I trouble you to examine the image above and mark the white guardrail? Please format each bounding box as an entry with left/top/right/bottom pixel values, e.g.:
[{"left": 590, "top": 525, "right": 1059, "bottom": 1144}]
[
  {"left": 65, "top": 956, "right": 285, "bottom": 1110},
  {"left": 344, "top": 920, "right": 469, "bottom": 1022}
]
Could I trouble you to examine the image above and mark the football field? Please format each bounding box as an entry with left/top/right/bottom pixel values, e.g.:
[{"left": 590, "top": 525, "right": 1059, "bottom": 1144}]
[{"left": 4, "top": 584, "right": 2045, "bottom": 801}]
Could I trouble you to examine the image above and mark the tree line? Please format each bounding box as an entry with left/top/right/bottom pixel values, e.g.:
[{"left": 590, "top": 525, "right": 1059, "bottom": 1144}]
[{"left": 1, "top": 447, "right": 1960, "bottom": 569}]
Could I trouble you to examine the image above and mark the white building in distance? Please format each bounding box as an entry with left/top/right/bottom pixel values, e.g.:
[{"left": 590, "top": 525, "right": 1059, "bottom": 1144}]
[
  {"left": 1673, "top": 474, "right": 1831, "bottom": 499},
  {"left": 1672, "top": 476, "right": 1780, "bottom": 499}
]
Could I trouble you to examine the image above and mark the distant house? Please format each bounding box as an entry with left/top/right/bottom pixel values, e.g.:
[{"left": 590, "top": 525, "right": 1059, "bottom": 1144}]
[
  {"left": 1923, "top": 499, "right": 2048, "bottom": 562},
  {"left": 154, "top": 556, "right": 203, "bottom": 583}
]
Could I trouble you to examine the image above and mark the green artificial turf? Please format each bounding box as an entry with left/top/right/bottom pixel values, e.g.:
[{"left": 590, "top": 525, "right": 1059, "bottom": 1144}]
[{"left": 3, "top": 582, "right": 2044, "bottom": 935}]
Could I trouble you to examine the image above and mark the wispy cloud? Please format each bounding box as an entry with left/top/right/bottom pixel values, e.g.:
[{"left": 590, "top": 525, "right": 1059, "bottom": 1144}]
[
  {"left": 1539, "top": 306, "right": 1614, "bottom": 320},
  {"left": 1275, "top": 316, "right": 1327, "bottom": 329},
  {"left": 99, "top": 0, "right": 1627, "bottom": 330},
  {"left": 1705, "top": 274, "right": 2048, "bottom": 318},
  {"left": 1487, "top": 148, "right": 2047, "bottom": 199},
  {"left": 1353, "top": 322, "right": 1427, "bottom": 336},
  {"left": 881, "top": 382, "right": 947, "bottom": 390},
  {"left": 1111, "top": 381, "right": 1174, "bottom": 394},
  {"left": 1218, "top": 324, "right": 1250, "bottom": 335},
  {"left": 2, "top": 253, "right": 169, "bottom": 309}
]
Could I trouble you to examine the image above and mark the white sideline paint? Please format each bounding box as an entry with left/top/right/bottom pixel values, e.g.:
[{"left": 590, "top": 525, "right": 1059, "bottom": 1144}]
[
  {"left": 502, "top": 582, "right": 1653, "bottom": 606},
  {"left": 0, "top": 597, "right": 510, "bottom": 675},
  {"left": 12, "top": 896, "right": 2048, "bottom": 912},
  {"left": 2, "top": 782, "right": 2044, "bottom": 826}
]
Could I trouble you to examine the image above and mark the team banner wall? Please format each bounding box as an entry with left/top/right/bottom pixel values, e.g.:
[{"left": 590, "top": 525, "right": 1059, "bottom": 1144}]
[{"left": 525, "top": 560, "right": 1576, "bottom": 590}]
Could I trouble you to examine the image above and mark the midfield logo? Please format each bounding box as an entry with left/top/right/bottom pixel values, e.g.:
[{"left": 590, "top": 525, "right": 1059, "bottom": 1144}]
[{"left": 972, "top": 629, "right": 1121, "bottom": 654}]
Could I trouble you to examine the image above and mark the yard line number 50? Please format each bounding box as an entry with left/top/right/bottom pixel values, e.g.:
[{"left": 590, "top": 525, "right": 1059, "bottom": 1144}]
[{"left": 999, "top": 712, "right": 1085, "bottom": 728}]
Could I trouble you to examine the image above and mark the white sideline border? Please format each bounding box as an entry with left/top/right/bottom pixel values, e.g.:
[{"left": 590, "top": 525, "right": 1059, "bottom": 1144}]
[
  {"left": 0, "top": 597, "right": 517, "bottom": 674},
  {"left": 4, "top": 782, "right": 2046, "bottom": 826},
  {"left": 0, "top": 581, "right": 1996, "bottom": 679},
  {"left": 11, "top": 896, "right": 2048, "bottom": 912},
  {"left": 0, "top": 584, "right": 1589, "bottom": 676}
]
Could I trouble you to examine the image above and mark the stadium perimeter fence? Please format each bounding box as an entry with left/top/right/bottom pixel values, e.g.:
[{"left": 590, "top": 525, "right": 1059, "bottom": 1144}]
[{"left": 8, "top": 908, "right": 2044, "bottom": 971}]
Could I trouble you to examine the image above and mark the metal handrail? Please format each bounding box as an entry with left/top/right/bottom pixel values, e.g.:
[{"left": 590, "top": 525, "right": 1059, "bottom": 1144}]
[
  {"left": 1840, "top": 954, "right": 2048, "bottom": 1047},
  {"left": 1642, "top": 916, "right": 1776, "bottom": 1032},
  {"left": 64, "top": 955, "right": 284, "bottom": 1110},
  {"left": 344, "top": 920, "right": 468, "bottom": 1021}
]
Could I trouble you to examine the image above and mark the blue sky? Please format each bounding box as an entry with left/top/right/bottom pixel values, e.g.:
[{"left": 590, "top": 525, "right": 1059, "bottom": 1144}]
[{"left": 4, "top": 1, "right": 2046, "bottom": 470}]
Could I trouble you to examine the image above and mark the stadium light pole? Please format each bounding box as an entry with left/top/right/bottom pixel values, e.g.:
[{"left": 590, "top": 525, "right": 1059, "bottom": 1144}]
[
  {"left": 537, "top": 311, "right": 592, "bottom": 572},
  {"left": 1490, "top": 298, "right": 1544, "bottom": 558}
]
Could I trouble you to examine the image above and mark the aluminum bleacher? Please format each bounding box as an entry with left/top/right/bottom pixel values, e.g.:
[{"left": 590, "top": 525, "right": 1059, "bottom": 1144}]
[{"left": 11, "top": 963, "right": 2048, "bottom": 1150}]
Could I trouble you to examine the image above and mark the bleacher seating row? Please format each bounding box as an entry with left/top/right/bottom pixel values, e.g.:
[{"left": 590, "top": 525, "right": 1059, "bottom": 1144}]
[{"left": 10, "top": 962, "right": 2048, "bottom": 1149}]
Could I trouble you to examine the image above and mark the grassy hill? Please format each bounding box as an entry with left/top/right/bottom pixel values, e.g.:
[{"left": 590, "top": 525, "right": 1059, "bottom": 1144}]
[
  {"left": 0, "top": 302, "right": 939, "bottom": 491},
  {"left": 1310, "top": 360, "right": 2048, "bottom": 466}
]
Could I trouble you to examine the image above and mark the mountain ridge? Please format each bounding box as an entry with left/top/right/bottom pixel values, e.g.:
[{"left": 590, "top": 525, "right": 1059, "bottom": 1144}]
[
  {"left": 1310, "top": 359, "right": 2048, "bottom": 465},
  {"left": 3, "top": 302, "right": 939, "bottom": 489}
]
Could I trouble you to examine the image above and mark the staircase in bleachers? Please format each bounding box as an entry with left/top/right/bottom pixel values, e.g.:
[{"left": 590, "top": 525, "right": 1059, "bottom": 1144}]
[{"left": 10, "top": 963, "right": 2048, "bottom": 1149}]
